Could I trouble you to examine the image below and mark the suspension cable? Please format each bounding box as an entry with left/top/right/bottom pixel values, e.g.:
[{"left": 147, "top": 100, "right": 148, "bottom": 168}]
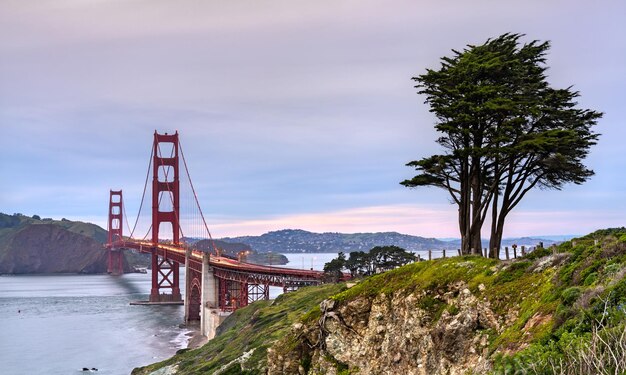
[
  {"left": 179, "top": 139, "right": 219, "bottom": 255},
  {"left": 121, "top": 195, "right": 132, "bottom": 239},
  {"left": 129, "top": 145, "right": 154, "bottom": 239}
]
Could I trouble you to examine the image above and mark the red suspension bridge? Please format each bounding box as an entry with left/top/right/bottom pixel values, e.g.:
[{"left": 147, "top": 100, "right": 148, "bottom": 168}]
[{"left": 105, "top": 131, "right": 325, "bottom": 338}]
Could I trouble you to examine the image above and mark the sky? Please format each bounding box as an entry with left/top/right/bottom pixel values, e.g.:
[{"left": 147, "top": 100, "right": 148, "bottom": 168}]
[{"left": 1, "top": 0, "right": 625, "bottom": 239}]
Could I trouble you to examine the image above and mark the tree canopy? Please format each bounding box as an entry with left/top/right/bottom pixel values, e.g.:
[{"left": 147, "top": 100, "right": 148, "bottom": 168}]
[
  {"left": 402, "top": 33, "right": 601, "bottom": 256},
  {"left": 324, "top": 246, "right": 416, "bottom": 280}
]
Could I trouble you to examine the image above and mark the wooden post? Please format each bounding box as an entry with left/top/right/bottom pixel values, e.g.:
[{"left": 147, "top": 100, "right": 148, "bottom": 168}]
[
  {"left": 417, "top": 253, "right": 421, "bottom": 262},
  {"left": 505, "top": 246, "right": 509, "bottom": 260},
  {"left": 513, "top": 247, "right": 517, "bottom": 259},
  {"left": 428, "top": 250, "right": 432, "bottom": 261},
  {"left": 442, "top": 249, "right": 446, "bottom": 258},
  {"left": 457, "top": 248, "right": 461, "bottom": 256},
  {"left": 521, "top": 246, "right": 526, "bottom": 256}
]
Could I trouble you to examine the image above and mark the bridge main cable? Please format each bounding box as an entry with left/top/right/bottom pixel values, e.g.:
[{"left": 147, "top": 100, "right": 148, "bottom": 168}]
[
  {"left": 179, "top": 140, "right": 219, "bottom": 256},
  {"left": 128, "top": 144, "right": 154, "bottom": 240}
]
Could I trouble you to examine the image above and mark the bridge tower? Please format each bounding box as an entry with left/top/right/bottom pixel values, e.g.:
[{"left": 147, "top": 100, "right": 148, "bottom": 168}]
[
  {"left": 150, "top": 131, "right": 182, "bottom": 303},
  {"left": 107, "top": 190, "right": 124, "bottom": 275}
]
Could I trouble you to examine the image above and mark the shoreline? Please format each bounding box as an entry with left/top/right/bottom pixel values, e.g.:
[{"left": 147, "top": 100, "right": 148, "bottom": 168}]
[{"left": 182, "top": 323, "right": 208, "bottom": 350}]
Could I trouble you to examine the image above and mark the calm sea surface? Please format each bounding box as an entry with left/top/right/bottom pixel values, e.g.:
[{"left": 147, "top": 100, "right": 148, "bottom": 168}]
[{"left": 0, "top": 253, "right": 338, "bottom": 375}]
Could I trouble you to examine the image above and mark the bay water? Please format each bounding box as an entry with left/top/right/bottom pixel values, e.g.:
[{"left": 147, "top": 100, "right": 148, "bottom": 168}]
[{"left": 0, "top": 253, "right": 339, "bottom": 375}]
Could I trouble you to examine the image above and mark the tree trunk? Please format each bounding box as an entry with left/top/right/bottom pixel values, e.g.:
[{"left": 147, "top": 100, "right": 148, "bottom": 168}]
[
  {"left": 459, "top": 158, "right": 472, "bottom": 255},
  {"left": 489, "top": 189, "right": 499, "bottom": 258},
  {"left": 470, "top": 157, "right": 483, "bottom": 255},
  {"left": 492, "top": 214, "right": 507, "bottom": 257}
]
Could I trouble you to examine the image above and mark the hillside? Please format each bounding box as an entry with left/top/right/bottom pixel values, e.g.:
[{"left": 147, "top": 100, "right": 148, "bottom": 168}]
[
  {"left": 134, "top": 227, "right": 626, "bottom": 374},
  {"left": 221, "top": 229, "right": 559, "bottom": 254},
  {"left": 0, "top": 213, "right": 134, "bottom": 274},
  {"left": 221, "top": 229, "right": 448, "bottom": 253},
  {"left": 194, "top": 239, "right": 288, "bottom": 265}
]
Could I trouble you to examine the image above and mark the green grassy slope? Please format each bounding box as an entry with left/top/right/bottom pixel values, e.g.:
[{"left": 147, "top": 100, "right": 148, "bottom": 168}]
[
  {"left": 133, "top": 228, "right": 626, "bottom": 374},
  {"left": 132, "top": 283, "right": 347, "bottom": 375}
]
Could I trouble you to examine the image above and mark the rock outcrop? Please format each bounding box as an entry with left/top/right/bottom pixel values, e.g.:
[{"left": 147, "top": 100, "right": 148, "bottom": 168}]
[
  {"left": 0, "top": 223, "right": 131, "bottom": 274},
  {"left": 133, "top": 228, "right": 626, "bottom": 375},
  {"left": 268, "top": 281, "right": 501, "bottom": 375}
]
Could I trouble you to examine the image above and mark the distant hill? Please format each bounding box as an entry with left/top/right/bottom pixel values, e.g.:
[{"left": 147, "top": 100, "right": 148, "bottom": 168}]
[
  {"left": 219, "top": 229, "right": 568, "bottom": 254},
  {"left": 440, "top": 236, "right": 563, "bottom": 249},
  {"left": 193, "top": 238, "right": 288, "bottom": 265},
  {"left": 220, "top": 229, "right": 448, "bottom": 253},
  {"left": 0, "top": 213, "right": 135, "bottom": 274}
]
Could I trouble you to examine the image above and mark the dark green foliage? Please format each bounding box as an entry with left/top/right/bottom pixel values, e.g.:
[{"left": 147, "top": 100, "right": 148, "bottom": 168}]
[
  {"left": 345, "top": 250, "right": 372, "bottom": 276},
  {"left": 370, "top": 245, "right": 417, "bottom": 272},
  {"left": 0, "top": 212, "right": 30, "bottom": 229},
  {"left": 402, "top": 33, "right": 601, "bottom": 255},
  {"left": 325, "top": 246, "right": 416, "bottom": 279},
  {"left": 323, "top": 252, "right": 346, "bottom": 281},
  {"left": 494, "top": 261, "right": 531, "bottom": 284},
  {"left": 561, "top": 287, "right": 581, "bottom": 306},
  {"left": 418, "top": 295, "right": 446, "bottom": 322},
  {"left": 522, "top": 246, "right": 551, "bottom": 261}
]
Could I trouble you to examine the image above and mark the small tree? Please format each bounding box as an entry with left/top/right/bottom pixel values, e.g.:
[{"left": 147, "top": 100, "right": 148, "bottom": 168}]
[
  {"left": 345, "top": 251, "right": 371, "bottom": 277},
  {"left": 370, "top": 246, "right": 416, "bottom": 272},
  {"left": 323, "top": 252, "right": 346, "bottom": 282},
  {"left": 402, "top": 33, "right": 601, "bottom": 257}
]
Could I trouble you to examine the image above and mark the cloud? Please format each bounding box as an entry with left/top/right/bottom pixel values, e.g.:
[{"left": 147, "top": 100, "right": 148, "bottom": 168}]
[
  {"left": 1, "top": 0, "right": 625, "bottom": 239},
  {"left": 190, "top": 205, "right": 625, "bottom": 239}
]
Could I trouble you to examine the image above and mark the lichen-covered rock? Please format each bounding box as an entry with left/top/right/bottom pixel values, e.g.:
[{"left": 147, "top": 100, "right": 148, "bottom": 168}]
[{"left": 269, "top": 281, "right": 501, "bottom": 375}]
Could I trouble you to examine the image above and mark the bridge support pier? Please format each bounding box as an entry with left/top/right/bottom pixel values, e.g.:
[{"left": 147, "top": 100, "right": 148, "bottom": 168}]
[
  {"left": 107, "top": 249, "right": 124, "bottom": 276},
  {"left": 184, "top": 248, "right": 202, "bottom": 323},
  {"left": 149, "top": 249, "right": 182, "bottom": 303},
  {"left": 200, "top": 253, "right": 230, "bottom": 339}
]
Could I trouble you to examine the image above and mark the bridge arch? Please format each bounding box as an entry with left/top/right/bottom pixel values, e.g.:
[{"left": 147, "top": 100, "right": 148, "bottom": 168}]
[{"left": 188, "top": 277, "right": 201, "bottom": 321}]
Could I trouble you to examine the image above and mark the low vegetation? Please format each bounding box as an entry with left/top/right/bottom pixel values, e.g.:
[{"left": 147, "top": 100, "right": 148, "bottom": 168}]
[
  {"left": 492, "top": 227, "right": 626, "bottom": 374},
  {"left": 134, "top": 228, "right": 625, "bottom": 374},
  {"left": 132, "top": 283, "right": 347, "bottom": 375}
]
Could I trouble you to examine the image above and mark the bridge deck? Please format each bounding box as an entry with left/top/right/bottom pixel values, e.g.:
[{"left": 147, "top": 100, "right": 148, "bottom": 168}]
[{"left": 108, "top": 240, "right": 326, "bottom": 285}]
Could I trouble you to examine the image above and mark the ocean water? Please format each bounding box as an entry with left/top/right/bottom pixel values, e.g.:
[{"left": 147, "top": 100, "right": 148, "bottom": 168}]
[
  {"left": 0, "top": 273, "right": 189, "bottom": 375},
  {"left": 0, "top": 252, "right": 340, "bottom": 375}
]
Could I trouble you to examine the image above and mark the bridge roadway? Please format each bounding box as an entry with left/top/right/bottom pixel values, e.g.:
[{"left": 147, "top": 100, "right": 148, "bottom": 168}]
[{"left": 110, "top": 239, "right": 325, "bottom": 287}]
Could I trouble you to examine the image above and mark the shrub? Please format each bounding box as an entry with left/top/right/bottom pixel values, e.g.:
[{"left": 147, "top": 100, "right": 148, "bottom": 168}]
[{"left": 561, "top": 287, "right": 582, "bottom": 306}]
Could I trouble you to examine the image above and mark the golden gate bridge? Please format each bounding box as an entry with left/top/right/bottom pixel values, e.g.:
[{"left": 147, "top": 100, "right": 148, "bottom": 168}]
[{"left": 105, "top": 131, "right": 326, "bottom": 338}]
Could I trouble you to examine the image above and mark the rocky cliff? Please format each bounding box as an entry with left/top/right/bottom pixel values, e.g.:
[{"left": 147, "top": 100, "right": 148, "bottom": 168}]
[
  {"left": 0, "top": 213, "right": 133, "bottom": 274},
  {"left": 134, "top": 228, "right": 626, "bottom": 375},
  {"left": 267, "top": 259, "right": 517, "bottom": 374},
  {"left": 0, "top": 224, "right": 111, "bottom": 273}
]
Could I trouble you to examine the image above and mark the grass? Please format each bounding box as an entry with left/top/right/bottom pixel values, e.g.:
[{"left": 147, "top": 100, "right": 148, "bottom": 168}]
[
  {"left": 133, "top": 227, "right": 626, "bottom": 374},
  {"left": 132, "top": 282, "right": 346, "bottom": 375},
  {"left": 491, "top": 227, "right": 626, "bottom": 373}
]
